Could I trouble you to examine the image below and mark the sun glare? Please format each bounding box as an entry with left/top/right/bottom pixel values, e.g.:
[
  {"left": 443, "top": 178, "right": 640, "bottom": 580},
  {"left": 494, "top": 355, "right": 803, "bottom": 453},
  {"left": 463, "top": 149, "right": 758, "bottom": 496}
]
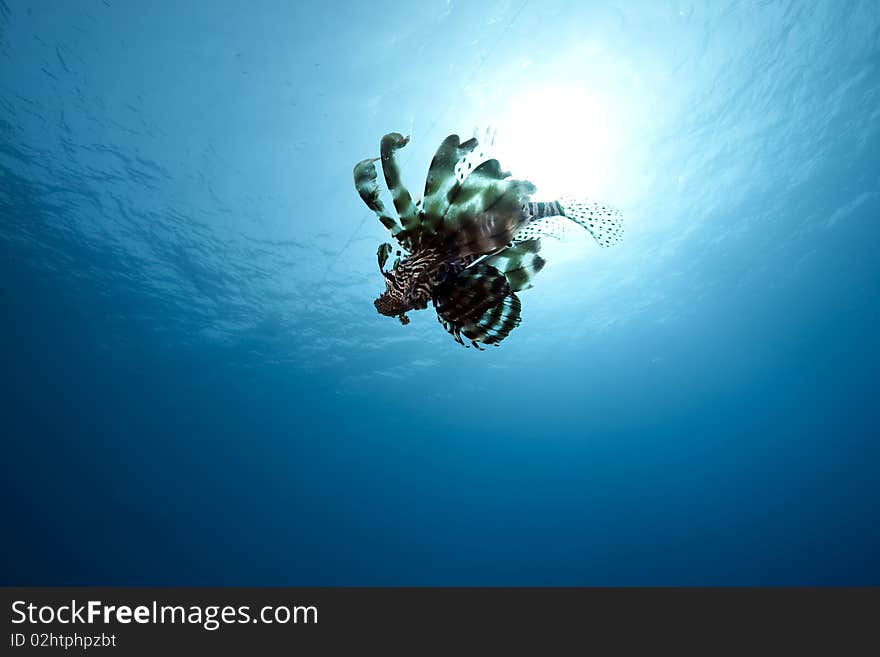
[{"left": 492, "top": 85, "right": 620, "bottom": 202}]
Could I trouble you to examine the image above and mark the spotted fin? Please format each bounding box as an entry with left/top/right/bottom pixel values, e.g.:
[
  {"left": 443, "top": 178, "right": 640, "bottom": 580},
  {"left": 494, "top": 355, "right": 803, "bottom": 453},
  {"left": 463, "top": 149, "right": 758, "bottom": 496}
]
[
  {"left": 434, "top": 263, "right": 522, "bottom": 348},
  {"left": 452, "top": 126, "right": 498, "bottom": 182},
  {"left": 511, "top": 198, "right": 623, "bottom": 246},
  {"left": 482, "top": 240, "right": 546, "bottom": 292},
  {"left": 453, "top": 142, "right": 495, "bottom": 182},
  {"left": 558, "top": 197, "right": 624, "bottom": 247},
  {"left": 512, "top": 215, "right": 571, "bottom": 242}
]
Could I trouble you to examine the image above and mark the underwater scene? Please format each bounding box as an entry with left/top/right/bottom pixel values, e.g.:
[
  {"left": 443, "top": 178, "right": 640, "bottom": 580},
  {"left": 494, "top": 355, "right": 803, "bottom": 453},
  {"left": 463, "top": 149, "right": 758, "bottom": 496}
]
[{"left": 2, "top": 0, "right": 879, "bottom": 585}]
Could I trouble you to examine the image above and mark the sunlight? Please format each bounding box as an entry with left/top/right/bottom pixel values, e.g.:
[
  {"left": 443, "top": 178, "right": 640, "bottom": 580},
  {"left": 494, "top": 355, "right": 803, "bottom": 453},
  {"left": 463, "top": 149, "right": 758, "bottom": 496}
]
[{"left": 491, "top": 85, "right": 621, "bottom": 202}]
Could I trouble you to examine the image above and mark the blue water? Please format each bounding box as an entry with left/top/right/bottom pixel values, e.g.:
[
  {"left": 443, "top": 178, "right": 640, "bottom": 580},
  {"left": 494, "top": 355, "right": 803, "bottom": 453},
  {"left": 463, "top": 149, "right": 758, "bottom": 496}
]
[{"left": 2, "top": 0, "right": 878, "bottom": 585}]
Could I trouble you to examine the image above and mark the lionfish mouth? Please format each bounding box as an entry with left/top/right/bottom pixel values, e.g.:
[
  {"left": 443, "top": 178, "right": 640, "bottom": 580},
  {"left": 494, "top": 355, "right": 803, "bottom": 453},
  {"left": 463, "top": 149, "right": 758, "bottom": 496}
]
[{"left": 374, "top": 295, "right": 409, "bottom": 325}]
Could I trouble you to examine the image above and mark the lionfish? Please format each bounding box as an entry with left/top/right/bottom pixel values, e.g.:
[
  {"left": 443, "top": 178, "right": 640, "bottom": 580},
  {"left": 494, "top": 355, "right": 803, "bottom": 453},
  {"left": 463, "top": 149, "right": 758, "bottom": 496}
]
[{"left": 353, "top": 132, "right": 623, "bottom": 348}]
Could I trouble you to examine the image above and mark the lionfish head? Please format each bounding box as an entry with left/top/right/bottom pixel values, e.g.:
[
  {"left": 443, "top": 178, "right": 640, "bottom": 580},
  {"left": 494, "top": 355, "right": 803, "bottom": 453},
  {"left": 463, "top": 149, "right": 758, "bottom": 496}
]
[{"left": 374, "top": 274, "right": 411, "bottom": 325}]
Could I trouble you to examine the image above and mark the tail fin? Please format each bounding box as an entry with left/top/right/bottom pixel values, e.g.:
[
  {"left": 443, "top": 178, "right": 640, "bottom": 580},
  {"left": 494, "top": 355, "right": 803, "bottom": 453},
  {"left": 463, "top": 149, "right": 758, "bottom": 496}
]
[
  {"left": 558, "top": 197, "right": 624, "bottom": 247},
  {"left": 512, "top": 198, "right": 624, "bottom": 247}
]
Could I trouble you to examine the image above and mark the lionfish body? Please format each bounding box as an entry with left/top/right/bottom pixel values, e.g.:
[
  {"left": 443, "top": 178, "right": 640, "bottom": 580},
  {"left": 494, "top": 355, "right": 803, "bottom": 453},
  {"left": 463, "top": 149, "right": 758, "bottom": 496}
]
[{"left": 354, "top": 132, "right": 623, "bottom": 348}]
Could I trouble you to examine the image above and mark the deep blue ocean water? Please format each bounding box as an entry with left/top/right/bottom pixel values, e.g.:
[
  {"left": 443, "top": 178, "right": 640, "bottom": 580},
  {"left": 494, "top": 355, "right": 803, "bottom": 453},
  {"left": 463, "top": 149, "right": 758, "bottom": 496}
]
[{"left": 2, "top": 0, "right": 878, "bottom": 585}]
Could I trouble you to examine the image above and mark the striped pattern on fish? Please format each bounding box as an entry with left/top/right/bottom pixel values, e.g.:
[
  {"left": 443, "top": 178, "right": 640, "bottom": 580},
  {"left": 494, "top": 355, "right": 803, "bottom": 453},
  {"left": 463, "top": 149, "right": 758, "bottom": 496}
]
[{"left": 354, "top": 132, "right": 624, "bottom": 347}]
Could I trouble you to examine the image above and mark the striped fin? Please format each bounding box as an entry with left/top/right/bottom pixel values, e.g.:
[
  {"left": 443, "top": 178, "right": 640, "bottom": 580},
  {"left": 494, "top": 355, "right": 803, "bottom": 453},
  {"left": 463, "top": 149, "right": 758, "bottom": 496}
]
[
  {"left": 380, "top": 133, "right": 420, "bottom": 235},
  {"left": 422, "top": 133, "right": 535, "bottom": 255},
  {"left": 377, "top": 242, "right": 393, "bottom": 271},
  {"left": 353, "top": 157, "right": 403, "bottom": 236},
  {"left": 442, "top": 158, "right": 535, "bottom": 257},
  {"left": 513, "top": 201, "right": 568, "bottom": 241},
  {"left": 482, "top": 240, "right": 546, "bottom": 292},
  {"left": 356, "top": 132, "right": 539, "bottom": 257},
  {"left": 433, "top": 264, "right": 510, "bottom": 323},
  {"left": 437, "top": 293, "right": 522, "bottom": 349},
  {"left": 422, "top": 134, "right": 479, "bottom": 234},
  {"left": 558, "top": 197, "right": 624, "bottom": 247},
  {"left": 434, "top": 264, "right": 522, "bottom": 348}
]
